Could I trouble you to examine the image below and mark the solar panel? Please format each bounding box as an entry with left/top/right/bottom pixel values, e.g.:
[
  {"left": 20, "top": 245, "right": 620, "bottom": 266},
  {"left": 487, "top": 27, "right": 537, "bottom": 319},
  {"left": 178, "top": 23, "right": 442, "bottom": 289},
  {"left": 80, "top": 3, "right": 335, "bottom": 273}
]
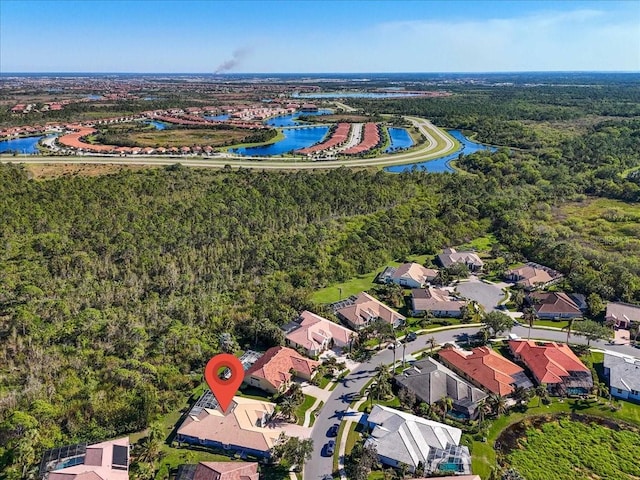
[{"left": 112, "top": 445, "right": 128, "bottom": 469}]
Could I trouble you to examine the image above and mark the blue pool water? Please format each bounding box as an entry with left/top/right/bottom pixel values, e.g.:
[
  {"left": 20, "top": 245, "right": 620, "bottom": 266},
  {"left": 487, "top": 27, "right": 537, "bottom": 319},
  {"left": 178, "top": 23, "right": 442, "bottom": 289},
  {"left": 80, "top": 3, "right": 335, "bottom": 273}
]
[
  {"left": 0, "top": 135, "right": 44, "bottom": 154},
  {"left": 384, "top": 129, "right": 496, "bottom": 173},
  {"left": 146, "top": 120, "right": 169, "bottom": 130},
  {"left": 385, "top": 127, "right": 414, "bottom": 153},
  {"left": 231, "top": 126, "right": 329, "bottom": 156},
  {"left": 204, "top": 114, "right": 231, "bottom": 121},
  {"left": 266, "top": 109, "right": 333, "bottom": 127}
]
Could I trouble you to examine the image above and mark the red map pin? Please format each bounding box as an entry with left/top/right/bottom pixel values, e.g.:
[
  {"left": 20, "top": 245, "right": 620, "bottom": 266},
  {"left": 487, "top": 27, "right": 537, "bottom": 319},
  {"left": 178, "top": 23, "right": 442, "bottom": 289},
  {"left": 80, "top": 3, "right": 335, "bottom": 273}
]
[{"left": 204, "top": 353, "right": 244, "bottom": 413}]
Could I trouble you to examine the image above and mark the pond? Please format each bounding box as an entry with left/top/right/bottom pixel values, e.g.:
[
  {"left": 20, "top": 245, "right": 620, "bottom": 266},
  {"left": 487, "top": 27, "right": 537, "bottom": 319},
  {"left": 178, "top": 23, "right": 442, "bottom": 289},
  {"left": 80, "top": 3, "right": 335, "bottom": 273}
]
[
  {"left": 230, "top": 126, "right": 329, "bottom": 156},
  {"left": 204, "top": 114, "right": 231, "bottom": 121},
  {"left": 0, "top": 135, "right": 44, "bottom": 154},
  {"left": 146, "top": 120, "right": 170, "bottom": 130},
  {"left": 266, "top": 109, "right": 333, "bottom": 127},
  {"left": 384, "top": 129, "right": 497, "bottom": 173},
  {"left": 385, "top": 127, "right": 414, "bottom": 153}
]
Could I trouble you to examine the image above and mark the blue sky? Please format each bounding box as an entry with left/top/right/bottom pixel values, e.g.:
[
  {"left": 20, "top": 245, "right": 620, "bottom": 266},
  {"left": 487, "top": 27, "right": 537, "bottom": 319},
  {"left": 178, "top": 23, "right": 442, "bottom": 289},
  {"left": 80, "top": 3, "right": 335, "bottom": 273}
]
[{"left": 1, "top": 1, "right": 638, "bottom": 73}]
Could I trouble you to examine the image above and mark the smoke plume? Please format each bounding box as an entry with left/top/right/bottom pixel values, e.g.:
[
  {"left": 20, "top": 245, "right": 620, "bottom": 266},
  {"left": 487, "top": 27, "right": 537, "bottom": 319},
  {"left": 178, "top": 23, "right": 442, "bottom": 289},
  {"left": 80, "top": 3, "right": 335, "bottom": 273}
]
[{"left": 214, "top": 47, "right": 251, "bottom": 74}]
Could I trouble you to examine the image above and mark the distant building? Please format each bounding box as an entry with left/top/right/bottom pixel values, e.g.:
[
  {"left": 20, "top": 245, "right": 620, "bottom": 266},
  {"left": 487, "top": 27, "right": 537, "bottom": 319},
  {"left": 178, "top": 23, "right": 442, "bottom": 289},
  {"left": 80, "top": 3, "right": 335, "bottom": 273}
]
[
  {"left": 605, "top": 302, "right": 640, "bottom": 329},
  {"left": 364, "top": 405, "right": 472, "bottom": 475},
  {"left": 283, "top": 310, "right": 354, "bottom": 357},
  {"left": 508, "top": 340, "right": 593, "bottom": 396},
  {"left": 603, "top": 353, "right": 640, "bottom": 402},
  {"left": 437, "top": 248, "right": 484, "bottom": 271},
  {"left": 378, "top": 262, "right": 438, "bottom": 288},
  {"left": 394, "top": 357, "right": 488, "bottom": 419},
  {"left": 438, "top": 346, "right": 533, "bottom": 396},
  {"left": 410, "top": 287, "right": 466, "bottom": 317},
  {"left": 334, "top": 292, "right": 406, "bottom": 330},
  {"left": 39, "top": 438, "right": 129, "bottom": 480}
]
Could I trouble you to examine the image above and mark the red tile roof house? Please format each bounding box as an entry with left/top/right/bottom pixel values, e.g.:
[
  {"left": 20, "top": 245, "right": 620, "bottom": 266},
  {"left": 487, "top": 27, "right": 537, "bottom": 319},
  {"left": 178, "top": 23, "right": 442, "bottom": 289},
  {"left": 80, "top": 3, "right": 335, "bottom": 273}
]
[
  {"left": 335, "top": 292, "right": 406, "bottom": 330},
  {"left": 244, "top": 346, "right": 319, "bottom": 394},
  {"left": 605, "top": 302, "right": 640, "bottom": 329},
  {"left": 411, "top": 287, "right": 467, "bottom": 318},
  {"left": 508, "top": 340, "right": 593, "bottom": 396},
  {"left": 527, "top": 291, "right": 583, "bottom": 319},
  {"left": 284, "top": 310, "right": 355, "bottom": 357},
  {"left": 41, "top": 437, "right": 129, "bottom": 480},
  {"left": 176, "top": 461, "right": 259, "bottom": 480},
  {"left": 438, "top": 346, "right": 533, "bottom": 396}
]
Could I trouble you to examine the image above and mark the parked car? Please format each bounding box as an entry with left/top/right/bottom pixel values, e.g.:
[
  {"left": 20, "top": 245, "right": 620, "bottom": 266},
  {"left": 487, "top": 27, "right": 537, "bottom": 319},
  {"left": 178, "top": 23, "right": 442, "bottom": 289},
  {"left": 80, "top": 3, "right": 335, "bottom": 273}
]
[
  {"left": 327, "top": 424, "right": 339, "bottom": 437},
  {"left": 325, "top": 440, "right": 336, "bottom": 456},
  {"left": 405, "top": 332, "right": 417, "bottom": 342}
]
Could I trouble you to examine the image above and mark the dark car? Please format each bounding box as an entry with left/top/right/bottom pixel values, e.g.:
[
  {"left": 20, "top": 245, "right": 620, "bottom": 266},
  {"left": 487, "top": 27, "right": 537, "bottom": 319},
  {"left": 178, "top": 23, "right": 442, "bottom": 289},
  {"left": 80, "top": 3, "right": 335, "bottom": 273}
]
[
  {"left": 325, "top": 440, "right": 336, "bottom": 456},
  {"left": 327, "top": 423, "right": 339, "bottom": 437},
  {"left": 405, "top": 332, "right": 417, "bottom": 342}
]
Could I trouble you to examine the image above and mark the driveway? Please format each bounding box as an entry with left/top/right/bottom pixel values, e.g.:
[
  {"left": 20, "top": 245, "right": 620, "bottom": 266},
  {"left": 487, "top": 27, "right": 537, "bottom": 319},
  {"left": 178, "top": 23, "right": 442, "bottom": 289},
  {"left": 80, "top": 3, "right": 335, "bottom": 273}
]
[{"left": 455, "top": 276, "right": 506, "bottom": 312}]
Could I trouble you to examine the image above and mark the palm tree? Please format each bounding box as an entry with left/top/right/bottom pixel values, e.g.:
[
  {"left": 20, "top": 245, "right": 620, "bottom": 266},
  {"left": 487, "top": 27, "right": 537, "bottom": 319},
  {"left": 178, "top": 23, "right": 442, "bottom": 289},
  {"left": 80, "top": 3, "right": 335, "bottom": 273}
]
[
  {"left": 278, "top": 398, "right": 296, "bottom": 422},
  {"left": 522, "top": 307, "right": 537, "bottom": 340},
  {"left": 427, "top": 336, "right": 437, "bottom": 355},
  {"left": 535, "top": 384, "right": 548, "bottom": 407},
  {"left": 437, "top": 397, "right": 453, "bottom": 420},
  {"left": 137, "top": 422, "right": 164, "bottom": 464},
  {"left": 287, "top": 382, "right": 304, "bottom": 406},
  {"left": 488, "top": 394, "right": 507, "bottom": 416},
  {"left": 629, "top": 324, "right": 639, "bottom": 346},
  {"left": 564, "top": 318, "right": 575, "bottom": 344},
  {"left": 477, "top": 398, "right": 491, "bottom": 423}
]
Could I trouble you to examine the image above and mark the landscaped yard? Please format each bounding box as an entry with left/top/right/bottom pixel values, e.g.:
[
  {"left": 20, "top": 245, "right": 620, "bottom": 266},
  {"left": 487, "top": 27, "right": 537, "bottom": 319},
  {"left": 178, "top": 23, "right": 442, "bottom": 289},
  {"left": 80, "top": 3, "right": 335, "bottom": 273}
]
[{"left": 295, "top": 394, "right": 317, "bottom": 425}]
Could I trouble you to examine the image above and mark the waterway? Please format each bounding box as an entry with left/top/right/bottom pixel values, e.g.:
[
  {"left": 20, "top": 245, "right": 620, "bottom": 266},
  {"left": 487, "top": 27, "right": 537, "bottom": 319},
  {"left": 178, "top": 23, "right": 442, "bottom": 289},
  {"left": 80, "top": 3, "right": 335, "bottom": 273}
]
[
  {"left": 231, "top": 126, "right": 329, "bottom": 156},
  {"left": 146, "top": 120, "right": 170, "bottom": 130},
  {"left": 385, "top": 127, "right": 414, "bottom": 153},
  {"left": 293, "top": 92, "right": 424, "bottom": 99},
  {"left": 0, "top": 135, "right": 44, "bottom": 154},
  {"left": 204, "top": 114, "right": 231, "bottom": 121},
  {"left": 266, "top": 109, "right": 333, "bottom": 127},
  {"left": 385, "top": 129, "right": 496, "bottom": 173}
]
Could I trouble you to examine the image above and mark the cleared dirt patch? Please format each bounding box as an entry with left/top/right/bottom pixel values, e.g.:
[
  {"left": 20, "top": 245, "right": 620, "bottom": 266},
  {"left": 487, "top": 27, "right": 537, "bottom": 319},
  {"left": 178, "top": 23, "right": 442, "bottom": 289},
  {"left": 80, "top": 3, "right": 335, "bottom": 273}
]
[{"left": 26, "top": 163, "right": 154, "bottom": 179}]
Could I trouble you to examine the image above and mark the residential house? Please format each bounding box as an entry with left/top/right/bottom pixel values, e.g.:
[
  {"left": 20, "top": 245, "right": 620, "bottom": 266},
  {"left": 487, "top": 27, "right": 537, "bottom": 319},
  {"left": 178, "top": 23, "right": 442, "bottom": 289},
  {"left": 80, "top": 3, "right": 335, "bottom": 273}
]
[
  {"left": 175, "top": 461, "right": 259, "bottom": 480},
  {"left": 378, "top": 262, "right": 438, "bottom": 288},
  {"left": 394, "top": 357, "right": 488, "bottom": 419},
  {"left": 364, "top": 405, "right": 472, "bottom": 475},
  {"left": 335, "top": 292, "right": 406, "bottom": 330},
  {"left": 411, "top": 287, "right": 466, "bottom": 317},
  {"left": 508, "top": 340, "right": 593, "bottom": 396},
  {"left": 283, "top": 310, "right": 354, "bottom": 357},
  {"left": 527, "top": 291, "right": 582, "bottom": 319},
  {"left": 176, "top": 396, "right": 281, "bottom": 458},
  {"left": 438, "top": 346, "right": 533, "bottom": 397},
  {"left": 244, "top": 346, "right": 319, "bottom": 394},
  {"left": 436, "top": 248, "right": 484, "bottom": 271},
  {"left": 40, "top": 438, "right": 129, "bottom": 480},
  {"left": 603, "top": 353, "right": 640, "bottom": 402},
  {"left": 505, "top": 263, "right": 561, "bottom": 290},
  {"left": 605, "top": 302, "right": 640, "bottom": 329}
]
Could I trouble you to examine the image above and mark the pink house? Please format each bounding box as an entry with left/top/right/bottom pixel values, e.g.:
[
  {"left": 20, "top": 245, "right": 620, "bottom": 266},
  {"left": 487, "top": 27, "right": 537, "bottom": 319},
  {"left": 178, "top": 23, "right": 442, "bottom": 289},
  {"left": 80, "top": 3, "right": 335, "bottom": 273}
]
[
  {"left": 44, "top": 437, "right": 129, "bottom": 480},
  {"left": 284, "top": 310, "right": 355, "bottom": 356}
]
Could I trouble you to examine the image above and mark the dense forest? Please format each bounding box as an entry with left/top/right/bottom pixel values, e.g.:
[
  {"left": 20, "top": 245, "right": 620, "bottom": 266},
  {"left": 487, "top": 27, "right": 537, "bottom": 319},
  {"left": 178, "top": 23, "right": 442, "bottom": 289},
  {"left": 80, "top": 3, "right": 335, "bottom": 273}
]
[{"left": 1, "top": 82, "right": 639, "bottom": 478}]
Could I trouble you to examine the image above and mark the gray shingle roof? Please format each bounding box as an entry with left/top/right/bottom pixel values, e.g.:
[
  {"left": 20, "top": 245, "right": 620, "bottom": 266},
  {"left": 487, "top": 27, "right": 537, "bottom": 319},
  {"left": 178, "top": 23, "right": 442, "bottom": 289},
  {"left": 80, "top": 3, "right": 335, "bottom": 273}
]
[{"left": 604, "top": 353, "right": 640, "bottom": 392}]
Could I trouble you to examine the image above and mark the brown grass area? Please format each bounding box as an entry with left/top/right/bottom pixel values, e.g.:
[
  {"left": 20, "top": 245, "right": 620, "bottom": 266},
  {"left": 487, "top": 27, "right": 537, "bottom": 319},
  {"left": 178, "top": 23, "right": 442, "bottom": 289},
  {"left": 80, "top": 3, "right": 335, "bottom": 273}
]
[
  {"left": 127, "top": 128, "right": 249, "bottom": 147},
  {"left": 26, "top": 163, "right": 154, "bottom": 179}
]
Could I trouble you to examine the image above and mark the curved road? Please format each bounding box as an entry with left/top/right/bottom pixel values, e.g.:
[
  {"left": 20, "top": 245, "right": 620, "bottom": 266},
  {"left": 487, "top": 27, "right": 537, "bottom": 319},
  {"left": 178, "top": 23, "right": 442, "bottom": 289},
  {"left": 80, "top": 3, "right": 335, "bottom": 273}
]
[
  {"left": 0, "top": 117, "right": 456, "bottom": 171},
  {"left": 304, "top": 326, "right": 639, "bottom": 480}
]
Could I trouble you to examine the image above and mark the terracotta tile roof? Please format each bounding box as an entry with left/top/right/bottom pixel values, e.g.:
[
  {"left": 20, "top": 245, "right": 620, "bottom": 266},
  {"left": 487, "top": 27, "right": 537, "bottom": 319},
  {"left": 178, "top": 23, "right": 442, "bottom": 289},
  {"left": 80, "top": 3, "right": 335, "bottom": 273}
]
[
  {"left": 508, "top": 340, "right": 589, "bottom": 384},
  {"left": 285, "top": 311, "right": 354, "bottom": 352},
  {"left": 193, "top": 461, "right": 259, "bottom": 480},
  {"left": 411, "top": 287, "right": 466, "bottom": 314},
  {"left": 177, "top": 397, "right": 279, "bottom": 453},
  {"left": 392, "top": 263, "right": 438, "bottom": 285},
  {"left": 46, "top": 437, "right": 129, "bottom": 480},
  {"left": 438, "top": 347, "right": 524, "bottom": 396},
  {"left": 245, "top": 346, "right": 319, "bottom": 390},
  {"left": 506, "top": 265, "right": 554, "bottom": 288},
  {"left": 529, "top": 292, "right": 581, "bottom": 316},
  {"left": 337, "top": 292, "right": 406, "bottom": 328}
]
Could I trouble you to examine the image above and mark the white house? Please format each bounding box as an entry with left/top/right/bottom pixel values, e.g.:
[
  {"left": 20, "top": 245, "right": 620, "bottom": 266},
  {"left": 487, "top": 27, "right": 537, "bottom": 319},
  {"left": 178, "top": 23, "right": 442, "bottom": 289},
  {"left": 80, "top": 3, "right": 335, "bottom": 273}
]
[{"left": 603, "top": 353, "right": 640, "bottom": 402}]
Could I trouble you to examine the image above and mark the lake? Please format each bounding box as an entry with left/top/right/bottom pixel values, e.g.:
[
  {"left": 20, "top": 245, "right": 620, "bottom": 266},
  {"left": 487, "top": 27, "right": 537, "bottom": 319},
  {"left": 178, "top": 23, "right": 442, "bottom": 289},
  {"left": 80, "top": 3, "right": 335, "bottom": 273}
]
[
  {"left": 231, "top": 126, "right": 329, "bottom": 156},
  {"left": 0, "top": 135, "right": 44, "bottom": 154},
  {"left": 292, "top": 92, "right": 423, "bottom": 99},
  {"left": 204, "top": 114, "right": 231, "bottom": 121},
  {"left": 384, "top": 130, "right": 497, "bottom": 173},
  {"left": 385, "top": 127, "right": 414, "bottom": 153},
  {"left": 266, "top": 109, "right": 333, "bottom": 127},
  {"left": 146, "top": 120, "right": 170, "bottom": 130}
]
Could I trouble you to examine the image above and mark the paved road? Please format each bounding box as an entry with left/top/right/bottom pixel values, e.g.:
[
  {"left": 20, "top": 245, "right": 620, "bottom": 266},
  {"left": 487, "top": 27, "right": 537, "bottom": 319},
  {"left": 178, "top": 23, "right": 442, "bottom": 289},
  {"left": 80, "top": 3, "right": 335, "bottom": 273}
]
[
  {"left": 455, "top": 277, "right": 506, "bottom": 312},
  {"left": 0, "top": 117, "right": 456, "bottom": 171},
  {"left": 303, "top": 325, "right": 639, "bottom": 480}
]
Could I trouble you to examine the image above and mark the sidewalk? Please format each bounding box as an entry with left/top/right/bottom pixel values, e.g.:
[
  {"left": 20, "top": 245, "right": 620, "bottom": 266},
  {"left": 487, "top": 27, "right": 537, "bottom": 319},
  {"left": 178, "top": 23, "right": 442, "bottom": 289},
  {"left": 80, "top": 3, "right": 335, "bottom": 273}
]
[{"left": 337, "top": 397, "right": 367, "bottom": 480}]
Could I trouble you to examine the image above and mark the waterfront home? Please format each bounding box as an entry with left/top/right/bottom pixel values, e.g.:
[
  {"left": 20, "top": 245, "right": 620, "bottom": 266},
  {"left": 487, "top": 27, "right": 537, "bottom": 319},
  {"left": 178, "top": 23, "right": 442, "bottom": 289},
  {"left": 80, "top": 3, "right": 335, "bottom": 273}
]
[
  {"left": 508, "top": 340, "right": 593, "bottom": 395},
  {"left": 244, "top": 346, "right": 319, "bottom": 394},
  {"left": 283, "top": 310, "right": 354, "bottom": 357},
  {"left": 334, "top": 292, "right": 406, "bottom": 330},
  {"left": 410, "top": 287, "right": 466, "bottom": 317}
]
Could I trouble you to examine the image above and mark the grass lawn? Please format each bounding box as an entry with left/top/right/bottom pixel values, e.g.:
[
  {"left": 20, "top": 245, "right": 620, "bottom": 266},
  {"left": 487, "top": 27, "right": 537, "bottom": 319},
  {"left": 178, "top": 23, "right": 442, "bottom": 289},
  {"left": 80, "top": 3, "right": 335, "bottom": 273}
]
[
  {"left": 532, "top": 319, "right": 570, "bottom": 329},
  {"left": 295, "top": 394, "right": 317, "bottom": 425},
  {"left": 127, "top": 127, "right": 251, "bottom": 148},
  {"left": 311, "top": 254, "right": 432, "bottom": 304},
  {"left": 345, "top": 422, "right": 359, "bottom": 456},
  {"left": 309, "top": 401, "right": 324, "bottom": 428},
  {"left": 456, "top": 234, "right": 498, "bottom": 254},
  {"left": 316, "top": 375, "right": 332, "bottom": 389},
  {"left": 333, "top": 421, "right": 346, "bottom": 473}
]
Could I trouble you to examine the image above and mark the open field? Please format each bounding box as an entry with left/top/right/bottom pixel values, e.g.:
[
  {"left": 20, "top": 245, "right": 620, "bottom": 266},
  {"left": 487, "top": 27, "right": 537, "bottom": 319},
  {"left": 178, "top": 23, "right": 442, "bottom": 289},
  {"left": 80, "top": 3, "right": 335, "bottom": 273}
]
[
  {"left": 25, "top": 163, "right": 153, "bottom": 179},
  {"left": 127, "top": 128, "right": 253, "bottom": 147},
  {"left": 302, "top": 114, "right": 375, "bottom": 123}
]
